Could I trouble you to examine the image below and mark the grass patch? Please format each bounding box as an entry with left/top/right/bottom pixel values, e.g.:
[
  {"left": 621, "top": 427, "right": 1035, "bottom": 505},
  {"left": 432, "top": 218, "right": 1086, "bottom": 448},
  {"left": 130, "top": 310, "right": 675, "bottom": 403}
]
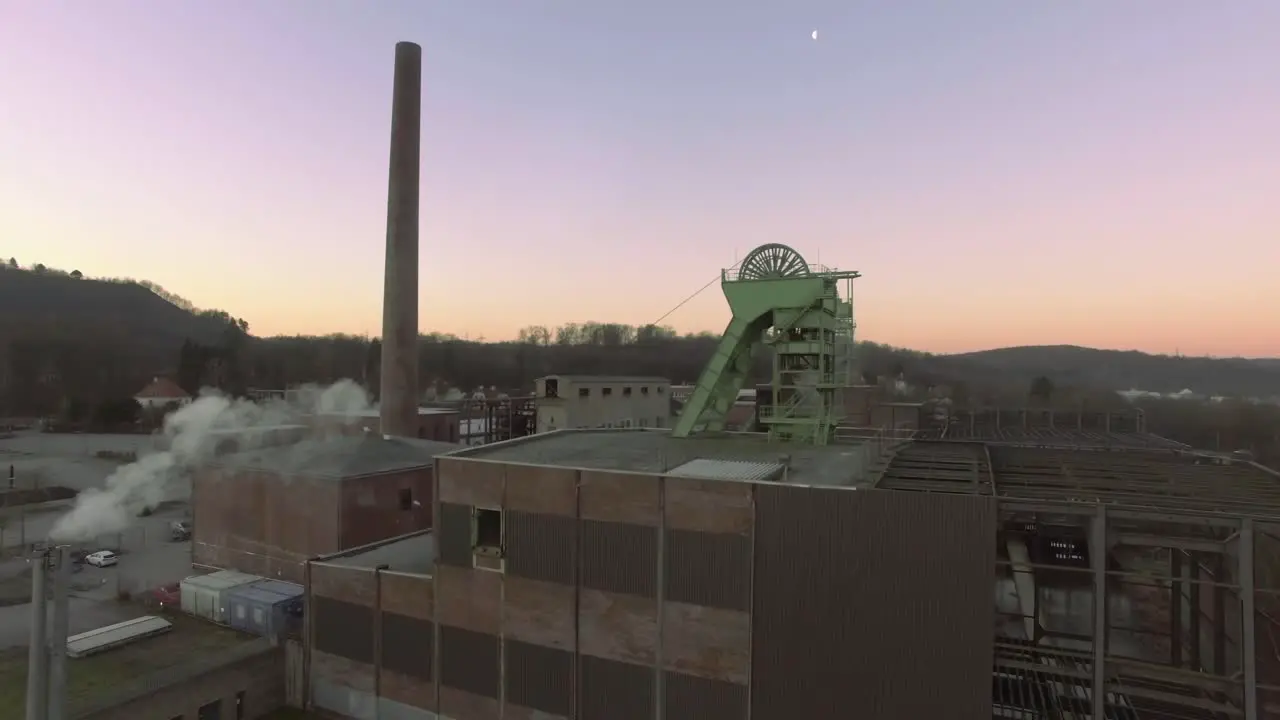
[{"left": 0, "top": 605, "right": 256, "bottom": 720}]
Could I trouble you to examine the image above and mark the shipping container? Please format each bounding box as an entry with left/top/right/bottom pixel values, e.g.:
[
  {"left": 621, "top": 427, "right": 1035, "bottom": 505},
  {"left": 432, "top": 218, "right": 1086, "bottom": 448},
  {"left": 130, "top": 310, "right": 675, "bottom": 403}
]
[
  {"left": 180, "top": 570, "right": 261, "bottom": 623},
  {"left": 223, "top": 579, "right": 305, "bottom": 638}
]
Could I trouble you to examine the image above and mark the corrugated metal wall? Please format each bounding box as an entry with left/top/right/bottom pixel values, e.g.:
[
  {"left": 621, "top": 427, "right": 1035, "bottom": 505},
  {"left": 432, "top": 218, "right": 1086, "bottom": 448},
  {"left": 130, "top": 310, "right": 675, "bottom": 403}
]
[
  {"left": 312, "top": 596, "right": 375, "bottom": 664},
  {"left": 664, "top": 528, "right": 751, "bottom": 611},
  {"left": 505, "top": 638, "right": 574, "bottom": 716},
  {"left": 439, "top": 625, "right": 500, "bottom": 699},
  {"left": 381, "top": 613, "right": 433, "bottom": 681},
  {"left": 579, "top": 654, "right": 654, "bottom": 720},
  {"left": 751, "top": 486, "right": 996, "bottom": 719}
]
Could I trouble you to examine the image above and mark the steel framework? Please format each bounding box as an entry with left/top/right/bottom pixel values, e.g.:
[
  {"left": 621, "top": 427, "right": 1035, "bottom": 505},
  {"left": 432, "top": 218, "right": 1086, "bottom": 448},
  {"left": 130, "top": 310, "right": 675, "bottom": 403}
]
[{"left": 879, "top": 437, "right": 1280, "bottom": 718}]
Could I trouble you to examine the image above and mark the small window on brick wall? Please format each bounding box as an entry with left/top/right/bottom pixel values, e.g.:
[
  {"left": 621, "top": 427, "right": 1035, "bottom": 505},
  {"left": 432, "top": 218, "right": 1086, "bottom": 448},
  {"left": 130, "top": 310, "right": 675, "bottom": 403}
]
[{"left": 473, "top": 508, "right": 503, "bottom": 557}]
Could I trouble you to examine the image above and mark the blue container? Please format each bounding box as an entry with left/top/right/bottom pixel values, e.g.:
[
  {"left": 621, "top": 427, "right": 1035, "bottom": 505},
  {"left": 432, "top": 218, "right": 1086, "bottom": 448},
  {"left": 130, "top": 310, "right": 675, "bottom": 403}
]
[{"left": 223, "top": 579, "right": 304, "bottom": 638}]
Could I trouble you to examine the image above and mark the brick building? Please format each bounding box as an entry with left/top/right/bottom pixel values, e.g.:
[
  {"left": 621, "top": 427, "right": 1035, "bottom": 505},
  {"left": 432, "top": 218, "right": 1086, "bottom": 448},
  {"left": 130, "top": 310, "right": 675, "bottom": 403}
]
[
  {"left": 303, "top": 429, "right": 994, "bottom": 719},
  {"left": 193, "top": 434, "right": 458, "bottom": 583}
]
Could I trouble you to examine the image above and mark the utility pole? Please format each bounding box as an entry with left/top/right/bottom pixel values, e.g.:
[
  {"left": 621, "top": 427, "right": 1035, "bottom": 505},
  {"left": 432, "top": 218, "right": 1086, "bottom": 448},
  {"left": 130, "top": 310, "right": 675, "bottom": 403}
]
[
  {"left": 48, "top": 546, "right": 70, "bottom": 720},
  {"left": 25, "top": 549, "right": 48, "bottom": 720},
  {"left": 23, "top": 545, "right": 70, "bottom": 720}
]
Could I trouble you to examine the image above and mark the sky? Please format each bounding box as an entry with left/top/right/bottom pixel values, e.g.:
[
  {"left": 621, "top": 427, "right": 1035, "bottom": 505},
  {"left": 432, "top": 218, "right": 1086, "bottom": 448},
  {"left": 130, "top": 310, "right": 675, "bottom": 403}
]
[{"left": 2, "top": 2, "right": 1278, "bottom": 356}]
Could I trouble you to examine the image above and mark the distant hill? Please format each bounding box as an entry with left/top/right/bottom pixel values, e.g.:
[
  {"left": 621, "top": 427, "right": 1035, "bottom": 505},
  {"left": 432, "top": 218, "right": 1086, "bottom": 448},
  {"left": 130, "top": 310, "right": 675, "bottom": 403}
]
[
  {"left": 940, "top": 345, "right": 1280, "bottom": 398},
  {"left": 4, "top": 264, "right": 1279, "bottom": 403},
  {"left": 0, "top": 266, "right": 234, "bottom": 371}
]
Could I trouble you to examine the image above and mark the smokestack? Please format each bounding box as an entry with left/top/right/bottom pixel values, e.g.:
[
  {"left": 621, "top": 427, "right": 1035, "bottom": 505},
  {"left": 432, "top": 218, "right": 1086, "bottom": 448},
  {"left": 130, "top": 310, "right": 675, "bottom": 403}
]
[
  {"left": 379, "top": 41, "right": 423, "bottom": 439},
  {"left": 47, "top": 546, "right": 70, "bottom": 720},
  {"left": 25, "top": 551, "right": 48, "bottom": 720}
]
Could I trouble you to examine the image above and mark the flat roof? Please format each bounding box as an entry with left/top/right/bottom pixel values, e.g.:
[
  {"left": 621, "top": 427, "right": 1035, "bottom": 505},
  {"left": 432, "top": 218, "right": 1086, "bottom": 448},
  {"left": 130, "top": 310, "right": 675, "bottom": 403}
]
[
  {"left": 457, "top": 429, "right": 872, "bottom": 487},
  {"left": 0, "top": 607, "right": 265, "bottom": 716},
  {"left": 317, "top": 530, "right": 435, "bottom": 575},
  {"left": 212, "top": 434, "right": 460, "bottom": 479},
  {"left": 878, "top": 440, "right": 1280, "bottom": 513}
]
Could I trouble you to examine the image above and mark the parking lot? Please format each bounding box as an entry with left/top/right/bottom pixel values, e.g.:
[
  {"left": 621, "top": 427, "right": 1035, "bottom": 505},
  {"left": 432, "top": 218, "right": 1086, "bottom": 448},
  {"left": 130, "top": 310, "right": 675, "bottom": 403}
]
[{"left": 0, "top": 432, "right": 198, "bottom": 649}]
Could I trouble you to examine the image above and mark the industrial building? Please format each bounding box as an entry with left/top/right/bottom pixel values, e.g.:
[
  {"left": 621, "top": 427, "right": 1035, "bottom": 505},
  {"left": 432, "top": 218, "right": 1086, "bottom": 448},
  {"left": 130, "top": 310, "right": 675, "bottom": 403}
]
[
  {"left": 533, "top": 375, "right": 672, "bottom": 432},
  {"left": 192, "top": 434, "right": 458, "bottom": 583},
  {"left": 313, "top": 406, "right": 461, "bottom": 443},
  {"left": 293, "top": 237, "right": 1279, "bottom": 720}
]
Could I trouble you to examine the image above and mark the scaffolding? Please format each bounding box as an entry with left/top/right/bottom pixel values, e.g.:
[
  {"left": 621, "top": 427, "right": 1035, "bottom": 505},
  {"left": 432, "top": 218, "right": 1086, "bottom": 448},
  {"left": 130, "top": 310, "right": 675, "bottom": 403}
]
[{"left": 879, "top": 433, "right": 1280, "bottom": 718}]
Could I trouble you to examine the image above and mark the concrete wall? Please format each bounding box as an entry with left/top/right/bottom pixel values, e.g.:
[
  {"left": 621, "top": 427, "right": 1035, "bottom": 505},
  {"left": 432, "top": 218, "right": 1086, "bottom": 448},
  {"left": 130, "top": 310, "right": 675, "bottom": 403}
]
[
  {"left": 340, "top": 467, "right": 434, "bottom": 549},
  {"left": 77, "top": 645, "right": 284, "bottom": 720},
  {"left": 193, "top": 468, "right": 342, "bottom": 583},
  {"left": 307, "top": 561, "right": 436, "bottom": 719}
]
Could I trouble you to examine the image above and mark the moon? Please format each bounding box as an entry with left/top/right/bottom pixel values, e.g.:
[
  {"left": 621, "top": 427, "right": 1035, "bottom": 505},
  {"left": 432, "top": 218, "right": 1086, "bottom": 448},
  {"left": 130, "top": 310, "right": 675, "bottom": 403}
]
[{"left": 811, "top": 30, "right": 818, "bottom": 41}]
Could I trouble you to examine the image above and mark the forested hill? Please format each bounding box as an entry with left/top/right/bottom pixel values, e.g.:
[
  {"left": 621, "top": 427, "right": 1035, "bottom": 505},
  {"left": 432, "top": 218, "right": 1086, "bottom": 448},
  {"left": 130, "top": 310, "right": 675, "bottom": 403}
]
[
  {"left": 3, "top": 262, "right": 1280, "bottom": 417},
  {"left": 943, "top": 345, "right": 1280, "bottom": 398}
]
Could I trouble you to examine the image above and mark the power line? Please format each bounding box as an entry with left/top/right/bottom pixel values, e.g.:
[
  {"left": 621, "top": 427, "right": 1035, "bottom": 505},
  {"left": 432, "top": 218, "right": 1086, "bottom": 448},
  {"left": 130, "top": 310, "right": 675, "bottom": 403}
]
[{"left": 646, "top": 259, "right": 743, "bottom": 329}]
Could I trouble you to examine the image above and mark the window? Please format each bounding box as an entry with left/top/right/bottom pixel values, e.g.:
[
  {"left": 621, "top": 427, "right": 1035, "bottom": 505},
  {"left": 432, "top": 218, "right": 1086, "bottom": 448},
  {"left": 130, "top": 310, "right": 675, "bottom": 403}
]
[
  {"left": 640, "top": 386, "right": 649, "bottom": 396},
  {"left": 623, "top": 387, "right": 632, "bottom": 397},
  {"left": 197, "top": 700, "right": 221, "bottom": 720},
  {"left": 235, "top": 605, "right": 246, "bottom": 620},
  {"left": 473, "top": 508, "right": 503, "bottom": 556},
  {"left": 253, "top": 607, "right": 265, "bottom": 624},
  {"left": 578, "top": 388, "right": 590, "bottom": 398},
  {"left": 236, "top": 691, "right": 246, "bottom": 720},
  {"left": 657, "top": 386, "right": 665, "bottom": 395},
  {"left": 602, "top": 387, "right": 613, "bottom": 397},
  {"left": 544, "top": 378, "right": 559, "bottom": 398},
  {"left": 398, "top": 487, "right": 413, "bottom": 511}
]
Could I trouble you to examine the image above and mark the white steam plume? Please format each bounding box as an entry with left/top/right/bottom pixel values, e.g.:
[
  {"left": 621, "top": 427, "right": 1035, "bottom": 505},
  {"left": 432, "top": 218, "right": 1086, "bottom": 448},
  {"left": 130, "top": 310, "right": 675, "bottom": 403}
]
[{"left": 48, "top": 379, "right": 373, "bottom": 542}]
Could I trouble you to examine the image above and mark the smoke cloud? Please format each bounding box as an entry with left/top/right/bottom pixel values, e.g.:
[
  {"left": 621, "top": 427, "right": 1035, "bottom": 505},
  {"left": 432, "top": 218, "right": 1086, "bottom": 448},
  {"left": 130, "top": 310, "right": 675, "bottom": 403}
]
[{"left": 48, "top": 379, "right": 374, "bottom": 542}]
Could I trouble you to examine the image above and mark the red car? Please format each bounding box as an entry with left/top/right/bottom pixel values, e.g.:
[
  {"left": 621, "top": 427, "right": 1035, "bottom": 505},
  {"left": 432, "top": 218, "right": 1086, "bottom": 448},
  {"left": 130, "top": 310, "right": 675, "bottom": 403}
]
[{"left": 150, "top": 582, "right": 181, "bottom": 608}]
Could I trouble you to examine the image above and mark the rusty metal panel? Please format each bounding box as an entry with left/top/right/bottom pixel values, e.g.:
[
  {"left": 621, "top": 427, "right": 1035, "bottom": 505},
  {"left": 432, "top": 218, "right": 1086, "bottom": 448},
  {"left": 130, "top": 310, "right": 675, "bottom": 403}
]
[
  {"left": 312, "top": 595, "right": 375, "bottom": 664},
  {"left": 379, "top": 570, "right": 433, "bottom": 620},
  {"left": 504, "top": 638, "right": 573, "bottom": 716},
  {"left": 663, "top": 671, "right": 747, "bottom": 720},
  {"left": 439, "top": 625, "right": 500, "bottom": 700},
  {"left": 581, "top": 520, "right": 657, "bottom": 598},
  {"left": 661, "top": 602, "right": 749, "bottom": 683},
  {"left": 506, "top": 510, "right": 575, "bottom": 585},
  {"left": 438, "top": 502, "right": 473, "bottom": 567},
  {"left": 751, "top": 485, "right": 995, "bottom": 720},
  {"left": 579, "top": 654, "right": 653, "bottom": 720},
  {"left": 434, "top": 565, "right": 501, "bottom": 635},
  {"left": 438, "top": 457, "right": 503, "bottom": 507},
  {"left": 578, "top": 589, "right": 657, "bottom": 665},
  {"left": 309, "top": 562, "right": 376, "bottom": 605},
  {"left": 664, "top": 528, "right": 750, "bottom": 611},
  {"left": 381, "top": 612, "right": 433, "bottom": 681},
  {"left": 579, "top": 470, "right": 660, "bottom": 526},
  {"left": 663, "top": 476, "right": 753, "bottom": 534},
  {"left": 503, "top": 576, "right": 575, "bottom": 650},
  {"left": 505, "top": 465, "right": 578, "bottom": 517}
]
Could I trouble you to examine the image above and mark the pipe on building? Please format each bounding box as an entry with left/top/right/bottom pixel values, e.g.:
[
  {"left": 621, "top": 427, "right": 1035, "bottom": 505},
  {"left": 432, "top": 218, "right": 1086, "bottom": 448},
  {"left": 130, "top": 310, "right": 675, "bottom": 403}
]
[
  {"left": 25, "top": 551, "right": 48, "bottom": 720},
  {"left": 47, "top": 546, "right": 70, "bottom": 720},
  {"left": 379, "top": 41, "right": 423, "bottom": 438}
]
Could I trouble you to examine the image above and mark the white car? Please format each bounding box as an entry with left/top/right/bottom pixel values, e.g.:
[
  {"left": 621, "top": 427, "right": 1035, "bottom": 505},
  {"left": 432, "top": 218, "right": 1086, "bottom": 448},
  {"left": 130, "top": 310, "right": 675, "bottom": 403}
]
[{"left": 84, "top": 551, "right": 118, "bottom": 568}]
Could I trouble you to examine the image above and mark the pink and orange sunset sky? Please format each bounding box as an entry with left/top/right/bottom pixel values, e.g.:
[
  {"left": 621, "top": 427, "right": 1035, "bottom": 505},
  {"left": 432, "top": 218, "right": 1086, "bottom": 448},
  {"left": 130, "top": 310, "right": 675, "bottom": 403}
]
[{"left": 2, "top": 2, "right": 1278, "bottom": 356}]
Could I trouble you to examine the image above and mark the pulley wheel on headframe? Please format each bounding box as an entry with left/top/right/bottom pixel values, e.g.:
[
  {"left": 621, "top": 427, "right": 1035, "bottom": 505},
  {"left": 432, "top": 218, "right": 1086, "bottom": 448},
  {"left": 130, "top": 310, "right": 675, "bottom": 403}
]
[{"left": 738, "top": 243, "right": 811, "bottom": 280}]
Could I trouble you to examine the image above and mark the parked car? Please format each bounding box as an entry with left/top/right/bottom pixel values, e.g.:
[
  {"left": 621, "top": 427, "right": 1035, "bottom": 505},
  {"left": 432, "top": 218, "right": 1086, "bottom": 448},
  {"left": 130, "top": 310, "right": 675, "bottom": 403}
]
[
  {"left": 150, "top": 582, "right": 181, "bottom": 608},
  {"left": 169, "top": 521, "right": 191, "bottom": 541},
  {"left": 84, "top": 551, "right": 118, "bottom": 568}
]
